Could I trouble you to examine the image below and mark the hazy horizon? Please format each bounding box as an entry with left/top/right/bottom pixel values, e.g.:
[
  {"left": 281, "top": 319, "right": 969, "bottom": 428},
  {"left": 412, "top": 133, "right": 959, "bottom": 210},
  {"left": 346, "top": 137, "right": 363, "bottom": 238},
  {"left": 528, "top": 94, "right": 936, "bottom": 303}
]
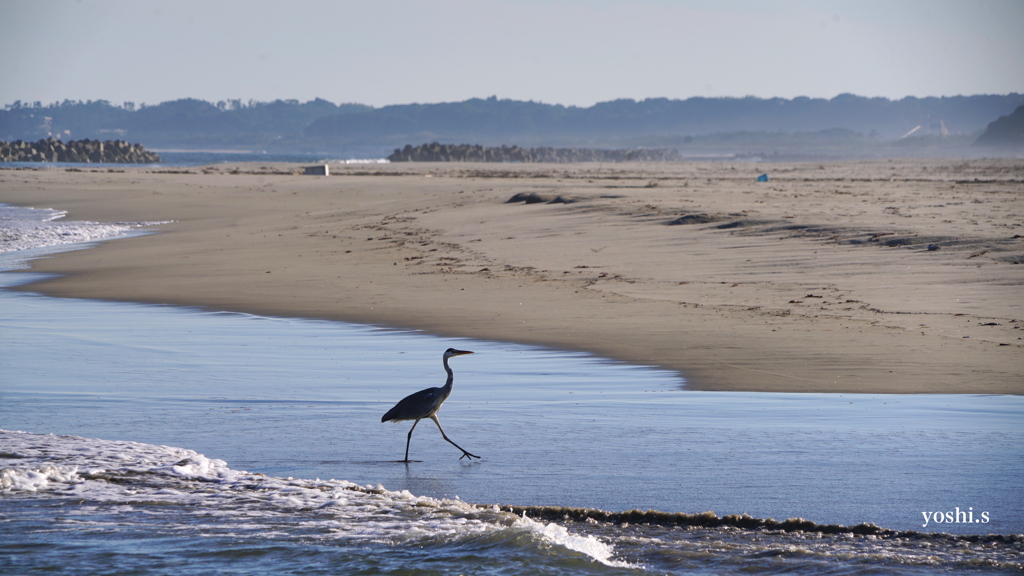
[
  {"left": 4, "top": 91, "right": 1023, "bottom": 112},
  {"left": 2, "top": 0, "right": 1022, "bottom": 109}
]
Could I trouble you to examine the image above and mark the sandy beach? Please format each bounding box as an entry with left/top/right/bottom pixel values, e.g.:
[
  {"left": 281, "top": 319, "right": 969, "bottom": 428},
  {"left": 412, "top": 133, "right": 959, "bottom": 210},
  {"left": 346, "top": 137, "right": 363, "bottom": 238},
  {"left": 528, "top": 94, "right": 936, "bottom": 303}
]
[{"left": 2, "top": 159, "right": 1022, "bottom": 394}]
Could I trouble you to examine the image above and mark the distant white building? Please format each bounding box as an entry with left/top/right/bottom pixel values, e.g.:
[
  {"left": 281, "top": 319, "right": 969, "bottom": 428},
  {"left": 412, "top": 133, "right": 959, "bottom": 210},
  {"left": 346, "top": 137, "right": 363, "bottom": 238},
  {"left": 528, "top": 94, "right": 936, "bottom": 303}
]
[{"left": 900, "top": 118, "right": 948, "bottom": 139}]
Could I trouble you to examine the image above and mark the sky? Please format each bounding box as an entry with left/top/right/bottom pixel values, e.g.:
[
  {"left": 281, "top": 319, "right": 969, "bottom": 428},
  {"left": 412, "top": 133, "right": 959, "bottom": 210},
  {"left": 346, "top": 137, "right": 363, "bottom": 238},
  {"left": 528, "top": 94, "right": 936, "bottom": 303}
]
[{"left": 2, "top": 0, "right": 1022, "bottom": 109}]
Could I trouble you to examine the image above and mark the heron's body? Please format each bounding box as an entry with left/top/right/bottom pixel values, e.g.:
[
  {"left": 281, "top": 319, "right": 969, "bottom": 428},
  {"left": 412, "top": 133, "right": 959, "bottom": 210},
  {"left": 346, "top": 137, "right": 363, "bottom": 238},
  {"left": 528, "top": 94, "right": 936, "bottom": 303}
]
[
  {"left": 381, "top": 385, "right": 449, "bottom": 423},
  {"left": 381, "top": 348, "right": 479, "bottom": 462}
]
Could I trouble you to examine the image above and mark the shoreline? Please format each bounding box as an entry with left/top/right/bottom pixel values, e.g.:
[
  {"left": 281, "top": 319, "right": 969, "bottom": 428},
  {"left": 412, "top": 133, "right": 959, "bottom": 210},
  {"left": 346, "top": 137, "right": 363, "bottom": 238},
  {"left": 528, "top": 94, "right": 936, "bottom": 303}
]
[{"left": 2, "top": 159, "right": 1022, "bottom": 394}]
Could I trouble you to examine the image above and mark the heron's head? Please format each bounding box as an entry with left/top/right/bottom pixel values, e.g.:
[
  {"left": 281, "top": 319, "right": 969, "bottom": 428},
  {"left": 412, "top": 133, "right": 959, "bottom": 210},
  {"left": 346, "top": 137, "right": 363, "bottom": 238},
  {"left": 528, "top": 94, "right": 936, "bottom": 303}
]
[{"left": 444, "top": 348, "right": 474, "bottom": 359}]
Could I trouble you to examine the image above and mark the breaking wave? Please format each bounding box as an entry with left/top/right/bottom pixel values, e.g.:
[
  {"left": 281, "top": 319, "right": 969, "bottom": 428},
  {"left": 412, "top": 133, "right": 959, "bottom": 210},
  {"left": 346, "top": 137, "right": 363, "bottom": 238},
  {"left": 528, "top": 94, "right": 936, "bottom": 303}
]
[
  {"left": 3, "top": 429, "right": 1020, "bottom": 575},
  {"left": 0, "top": 204, "right": 169, "bottom": 255},
  {"left": 0, "top": 430, "right": 631, "bottom": 570}
]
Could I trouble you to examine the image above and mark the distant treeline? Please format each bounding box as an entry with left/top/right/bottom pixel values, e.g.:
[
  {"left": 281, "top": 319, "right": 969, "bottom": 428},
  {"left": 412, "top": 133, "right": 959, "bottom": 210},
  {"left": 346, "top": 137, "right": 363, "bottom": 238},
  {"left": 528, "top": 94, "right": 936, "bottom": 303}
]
[
  {"left": 307, "top": 94, "right": 1024, "bottom": 146},
  {"left": 2, "top": 94, "right": 1022, "bottom": 154},
  {"left": 0, "top": 98, "right": 369, "bottom": 151}
]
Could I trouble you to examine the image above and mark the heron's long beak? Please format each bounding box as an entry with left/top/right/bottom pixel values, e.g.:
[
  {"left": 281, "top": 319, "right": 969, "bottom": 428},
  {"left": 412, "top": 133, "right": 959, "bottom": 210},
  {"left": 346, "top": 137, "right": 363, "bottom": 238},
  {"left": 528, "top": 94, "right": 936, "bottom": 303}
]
[{"left": 453, "top": 350, "right": 474, "bottom": 356}]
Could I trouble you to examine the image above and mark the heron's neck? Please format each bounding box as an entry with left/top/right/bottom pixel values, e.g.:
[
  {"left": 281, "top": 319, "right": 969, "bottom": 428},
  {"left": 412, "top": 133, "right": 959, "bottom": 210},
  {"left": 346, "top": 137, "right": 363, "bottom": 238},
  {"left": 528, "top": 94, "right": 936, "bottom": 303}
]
[{"left": 442, "top": 357, "right": 455, "bottom": 393}]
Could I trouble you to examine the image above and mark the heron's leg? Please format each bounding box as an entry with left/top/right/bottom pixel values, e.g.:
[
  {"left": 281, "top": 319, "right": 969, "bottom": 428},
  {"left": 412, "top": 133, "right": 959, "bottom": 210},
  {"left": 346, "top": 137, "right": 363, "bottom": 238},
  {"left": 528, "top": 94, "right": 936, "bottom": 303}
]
[
  {"left": 430, "top": 415, "right": 480, "bottom": 460},
  {"left": 404, "top": 419, "right": 421, "bottom": 462}
]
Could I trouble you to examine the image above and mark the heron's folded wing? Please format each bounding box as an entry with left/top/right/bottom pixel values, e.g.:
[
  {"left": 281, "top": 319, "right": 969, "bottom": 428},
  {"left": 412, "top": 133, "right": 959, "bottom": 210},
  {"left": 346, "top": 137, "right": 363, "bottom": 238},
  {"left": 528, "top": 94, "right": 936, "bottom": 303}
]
[{"left": 382, "top": 388, "right": 439, "bottom": 422}]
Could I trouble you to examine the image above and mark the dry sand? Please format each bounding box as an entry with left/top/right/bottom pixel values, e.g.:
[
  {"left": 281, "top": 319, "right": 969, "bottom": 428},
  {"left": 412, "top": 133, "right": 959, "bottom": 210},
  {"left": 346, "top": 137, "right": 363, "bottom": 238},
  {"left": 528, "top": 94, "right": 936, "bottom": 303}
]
[{"left": 2, "top": 159, "right": 1022, "bottom": 394}]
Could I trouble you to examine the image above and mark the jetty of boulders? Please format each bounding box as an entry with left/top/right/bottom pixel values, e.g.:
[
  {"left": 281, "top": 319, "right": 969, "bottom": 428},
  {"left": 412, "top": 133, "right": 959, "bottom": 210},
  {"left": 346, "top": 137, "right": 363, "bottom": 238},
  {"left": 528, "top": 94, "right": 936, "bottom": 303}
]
[
  {"left": 388, "top": 142, "right": 683, "bottom": 163},
  {"left": 0, "top": 138, "right": 162, "bottom": 163}
]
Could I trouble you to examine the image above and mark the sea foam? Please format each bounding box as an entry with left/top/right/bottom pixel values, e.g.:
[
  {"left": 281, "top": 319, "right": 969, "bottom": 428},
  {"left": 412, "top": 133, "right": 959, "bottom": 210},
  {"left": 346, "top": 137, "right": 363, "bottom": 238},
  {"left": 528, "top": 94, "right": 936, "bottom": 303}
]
[
  {"left": 0, "top": 205, "right": 169, "bottom": 254},
  {"left": 0, "top": 429, "right": 629, "bottom": 568}
]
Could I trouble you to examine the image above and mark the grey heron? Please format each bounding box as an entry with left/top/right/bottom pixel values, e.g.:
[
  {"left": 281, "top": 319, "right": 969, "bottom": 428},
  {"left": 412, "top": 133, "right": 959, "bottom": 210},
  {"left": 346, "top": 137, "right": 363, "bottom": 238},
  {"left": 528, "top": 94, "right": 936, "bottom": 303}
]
[{"left": 381, "top": 348, "right": 480, "bottom": 462}]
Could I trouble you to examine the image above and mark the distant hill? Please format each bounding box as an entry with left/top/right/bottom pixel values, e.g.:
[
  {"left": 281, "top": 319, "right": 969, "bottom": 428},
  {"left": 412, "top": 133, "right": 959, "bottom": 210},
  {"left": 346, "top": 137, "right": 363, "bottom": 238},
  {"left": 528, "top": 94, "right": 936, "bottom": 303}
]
[
  {"left": 0, "top": 98, "right": 370, "bottom": 151},
  {"left": 973, "top": 105, "right": 1024, "bottom": 148},
  {"left": 306, "top": 94, "right": 1024, "bottom": 147},
  {"left": 2, "top": 94, "right": 1022, "bottom": 157}
]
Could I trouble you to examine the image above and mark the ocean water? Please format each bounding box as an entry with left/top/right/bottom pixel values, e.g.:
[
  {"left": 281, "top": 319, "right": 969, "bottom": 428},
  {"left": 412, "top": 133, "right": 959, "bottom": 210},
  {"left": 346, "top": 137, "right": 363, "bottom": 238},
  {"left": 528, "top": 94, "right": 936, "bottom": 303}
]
[
  {"left": 154, "top": 150, "right": 393, "bottom": 167},
  {"left": 1, "top": 149, "right": 391, "bottom": 169},
  {"left": 1, "top": 206, "right": 1022, "bottom": 574}
]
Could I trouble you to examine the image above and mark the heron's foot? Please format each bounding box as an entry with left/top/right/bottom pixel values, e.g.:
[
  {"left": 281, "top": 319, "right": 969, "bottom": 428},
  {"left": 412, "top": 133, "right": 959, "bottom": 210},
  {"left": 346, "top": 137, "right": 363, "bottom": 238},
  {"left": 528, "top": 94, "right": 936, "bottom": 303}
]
[{"left": 459, "top": 451, "right": 481, "bottom": 460}]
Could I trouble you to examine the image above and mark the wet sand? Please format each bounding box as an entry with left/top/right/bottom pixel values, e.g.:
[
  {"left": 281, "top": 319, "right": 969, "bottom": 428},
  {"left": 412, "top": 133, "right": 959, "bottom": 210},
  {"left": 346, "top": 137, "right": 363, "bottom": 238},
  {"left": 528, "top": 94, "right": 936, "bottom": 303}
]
[{"left": 2, "top": 159, "right": 1022, "bottom": 393}]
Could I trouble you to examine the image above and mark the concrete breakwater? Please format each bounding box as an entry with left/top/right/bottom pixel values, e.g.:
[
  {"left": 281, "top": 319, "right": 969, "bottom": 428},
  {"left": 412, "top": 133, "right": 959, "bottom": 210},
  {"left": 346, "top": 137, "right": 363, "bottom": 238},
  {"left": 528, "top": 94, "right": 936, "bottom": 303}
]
[
  {"left": 1, "top": 138, "right": 162, "bottom": 163},
  {"left": 388, "top": 142, "right": 684, "bottom": 163}
]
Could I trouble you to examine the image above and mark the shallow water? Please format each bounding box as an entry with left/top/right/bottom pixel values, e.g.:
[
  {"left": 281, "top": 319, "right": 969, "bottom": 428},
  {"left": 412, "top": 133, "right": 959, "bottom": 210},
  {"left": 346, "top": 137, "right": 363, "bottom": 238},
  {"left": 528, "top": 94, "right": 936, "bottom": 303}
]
[
  {"left": 1, "top": 211, "right": 1022, "bottom": 573},
  {"left": 2, "top": 270, "right": 1022, "bottom": 534}
]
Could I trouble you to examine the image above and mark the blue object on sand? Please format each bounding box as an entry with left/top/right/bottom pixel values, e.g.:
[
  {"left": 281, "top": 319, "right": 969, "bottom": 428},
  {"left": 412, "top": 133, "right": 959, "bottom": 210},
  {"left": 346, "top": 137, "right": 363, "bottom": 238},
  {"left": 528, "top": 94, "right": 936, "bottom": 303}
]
[{"left": 757, "top": 173, "right": 769, "bottom": 182}]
